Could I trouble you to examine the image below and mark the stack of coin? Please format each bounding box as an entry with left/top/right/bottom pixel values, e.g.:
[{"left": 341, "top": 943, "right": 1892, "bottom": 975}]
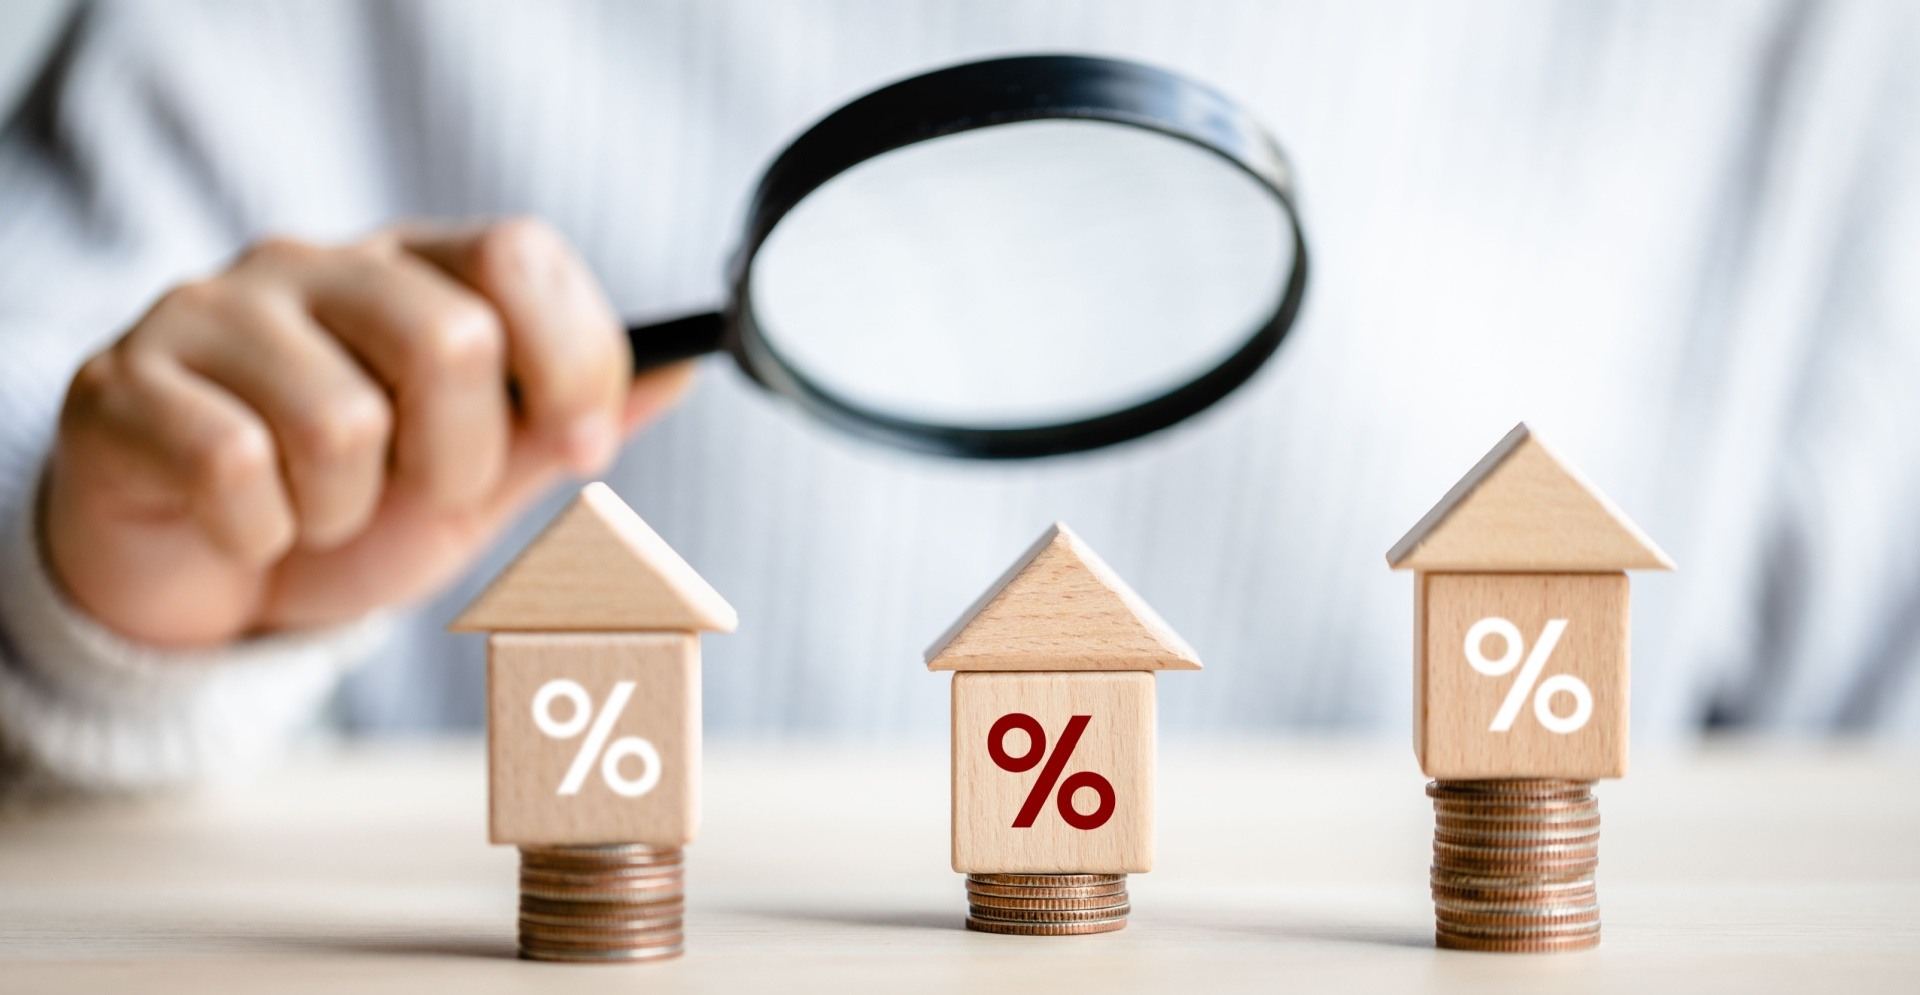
[
  {"left": 964, "top": 873, "right": 1129, "bottom": 935},
  {"left": 1428, "top": 779, "right": 1601, "bottom": 952},
  {"left": 517, "top": 844, "right": 685, "bottom": 962}
]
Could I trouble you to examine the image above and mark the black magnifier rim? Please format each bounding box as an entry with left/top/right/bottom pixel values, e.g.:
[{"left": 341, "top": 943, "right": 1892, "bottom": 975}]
[{"left": 725, "top": 53, "right": 1309, "bottom": 460}]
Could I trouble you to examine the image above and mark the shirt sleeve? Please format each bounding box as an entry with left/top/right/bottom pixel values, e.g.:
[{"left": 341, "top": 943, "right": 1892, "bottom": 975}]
[
  {"left": 0, "top": 460, "right": 394, "bottom": 795},
  {"left": 0, "top": 3, "right": 391, "bottom": 796}
]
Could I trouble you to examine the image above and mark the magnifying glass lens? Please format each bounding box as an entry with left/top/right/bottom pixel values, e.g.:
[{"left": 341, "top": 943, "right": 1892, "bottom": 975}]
[
  {"left": 748, "top": 120, "right": 1294, "bottom": 429},
  {"left": 624, "top": 55, "right": 1309, "bottom": 457}
]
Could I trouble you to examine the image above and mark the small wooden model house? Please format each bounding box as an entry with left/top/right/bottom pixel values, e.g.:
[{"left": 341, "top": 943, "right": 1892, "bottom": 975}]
[
  {"left": 1387, "top": 424, "right": 1672, "bottom": 780},
  {"left": 927, "top": 523, "right": 1200, "bottom": 874},
  {"left": 450, "top": 482, "right": 737, "bottom": 846}
]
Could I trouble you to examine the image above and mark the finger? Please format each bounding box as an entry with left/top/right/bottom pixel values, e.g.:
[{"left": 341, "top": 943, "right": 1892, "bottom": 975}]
[
  {"left": 400, "top": 218, "right": 630, "bottom": 473},
  {"left": 163, "top": 287, "right": 392, "bottom": 550},
  {"left": 622, "top": 360, "right": 699, "bottom": 433},
  {"left": 260, "top": 361, "right": 702, "bottom": 635},
  {"left": 303, "top": 244, "right": 511, "bottom": 510},
  {"left": 62, "top": 350, "right": 297, "bottom": 566},
  {"left": 430, "top": 360, "right": 696, "bottom": 552}
]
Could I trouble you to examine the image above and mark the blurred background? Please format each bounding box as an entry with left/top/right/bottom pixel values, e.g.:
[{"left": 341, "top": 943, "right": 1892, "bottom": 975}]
[{"left": 1, "top": 0, "right": 1916, "bottom": 751}]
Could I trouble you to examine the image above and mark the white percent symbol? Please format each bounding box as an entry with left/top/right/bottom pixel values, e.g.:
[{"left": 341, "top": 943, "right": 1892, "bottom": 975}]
[
  {"left": 532, "top": 679, "right": 662, "bottom": 798},
  {"left": 1464, "top": 617, "right": 1592, "bottom": 734}
]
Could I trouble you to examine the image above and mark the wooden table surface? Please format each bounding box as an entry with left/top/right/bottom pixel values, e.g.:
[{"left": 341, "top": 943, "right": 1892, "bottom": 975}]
[{"left": 1, "top": 740, "right": 1916, "bottom": 993}]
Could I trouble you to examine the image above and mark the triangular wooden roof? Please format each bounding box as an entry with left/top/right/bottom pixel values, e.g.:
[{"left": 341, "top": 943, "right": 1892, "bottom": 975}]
[
  {"left": 925, "top": 523, "right": 1201, "bottom": 672},
  {"left": 1386, "top": 423, "right": 1674, "bottom": 572},
  {"left": 449, "top": 482, "right": 737, "bottom": 632}
]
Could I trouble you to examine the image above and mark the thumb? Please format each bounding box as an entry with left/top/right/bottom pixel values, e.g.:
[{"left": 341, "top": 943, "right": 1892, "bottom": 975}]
[
  {"left": 621, "top": 360, "right": 700, "bottom": 434},
  {"left": 477, "top": 359, "right": 699, "bottom": 521}
]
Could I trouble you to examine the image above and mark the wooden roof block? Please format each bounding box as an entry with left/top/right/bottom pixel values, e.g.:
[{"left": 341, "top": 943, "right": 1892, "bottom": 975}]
[
  {"left": 1386, "top": 423, "right": 1674, "bottom": 572},
  {"left": 449, "top": 482, "right": 738, "bottom": 633},
  {"left": 925, "top": 523, "right": 1201, "bottom": 672}
]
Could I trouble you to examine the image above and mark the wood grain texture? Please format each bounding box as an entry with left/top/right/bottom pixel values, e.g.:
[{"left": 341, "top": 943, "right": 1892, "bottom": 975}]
[
  {"left": 488, "top": 633, "right": 700, "bottom": 845},
  {"left": 1417, "top": 573, "right": 1628, "bottom": 780},
  {"left": 1387, "top": 423, "right": 1674, "bottom": 572},
  {"left": 926, "top": 523, "right": 1201, "bottom": 672},
  {"left": 1412, "top": 572, "right": 1428, "bottom": 765},
  {"left": 951, "top": 672, "right": 1154, "bottom": 873},
  {"left": 451, "top": 482, "right": 737, "bottom": 632}
]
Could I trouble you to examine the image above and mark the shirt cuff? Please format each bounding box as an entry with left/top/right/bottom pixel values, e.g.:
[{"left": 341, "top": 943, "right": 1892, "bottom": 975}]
[{"left": 0, "top": 469, "right": 393, "bottom": 794}]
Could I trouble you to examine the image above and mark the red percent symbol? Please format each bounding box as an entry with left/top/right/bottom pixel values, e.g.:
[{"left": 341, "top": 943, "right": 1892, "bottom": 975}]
[{"left": 988, "top": 712, "right": 1116, "bottom": 830}]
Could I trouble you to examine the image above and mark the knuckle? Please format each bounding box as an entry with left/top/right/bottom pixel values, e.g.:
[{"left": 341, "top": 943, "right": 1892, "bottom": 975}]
[
  {"left": 240, "top": 235, "right": 320, "bottom": 269},
  {"left": 353, "top": 229, "right": 403, "bottom": 258},
  {"left": 189, "top": 421, "right": 277, "bottom": 495},
  {"left": 472, "top": 216, "right": 561, "bottom": 288},
  {"left": 288, "top": 390, "right": 391, "bottom": 466},
  {"left": 149, "top": 280, "right": 228, "bottom": 324},
  {"left": 411, "top": 302, "right": 504, "bottom": 380},
  {"left": 338, "top": 236, "right": 400, "bottom": 272},
  {"left": 63, "top": 353, "right": 118, "bottom": 414},
  {"left": 136, "top": 281, "right": 287, "bottom": 358}
]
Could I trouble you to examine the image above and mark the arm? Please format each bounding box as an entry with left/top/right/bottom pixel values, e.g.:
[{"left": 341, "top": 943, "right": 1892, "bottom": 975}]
[{"left": 0, "top": 7, "right": 690, "bottom": 793}]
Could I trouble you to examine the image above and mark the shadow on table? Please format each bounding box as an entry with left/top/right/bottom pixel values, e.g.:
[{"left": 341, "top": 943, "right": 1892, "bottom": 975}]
[
  {"left": 1192, "top": 916, "right": 1433, "bottom": 950},
  {"left": 707, "top": 902, "right": 1433, "bottom": 949},
  {"left": 717, "top": 904, "right": 959, "bottom": 932},
  {"left": 98, "top": 921, "right": 518, "bottom": 960},
  {"left": 281, "top": 932, "right": 519, "bottom": 959}
]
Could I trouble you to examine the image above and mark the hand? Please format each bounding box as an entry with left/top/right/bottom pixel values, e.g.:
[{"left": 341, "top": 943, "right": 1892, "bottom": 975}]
[{"left": 44, "top": 219, "right": 694, "bottom": 648}]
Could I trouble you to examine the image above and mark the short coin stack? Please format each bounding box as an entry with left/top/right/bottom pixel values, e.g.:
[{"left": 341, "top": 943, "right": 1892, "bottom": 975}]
[
  {"left": 965, "top": 873, "right": 1129, "bottom": 935},
  {"left": 517, "top": 844, "right": 685, "bottom": 962},
  {"left": 1428, "top": 780, "right": 1601, "bottom": 952}
]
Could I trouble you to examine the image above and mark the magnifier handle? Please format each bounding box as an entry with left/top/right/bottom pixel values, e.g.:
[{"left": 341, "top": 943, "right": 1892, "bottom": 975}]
[{"left": 626, "top": 310, "right": 725, "bottom": 374}]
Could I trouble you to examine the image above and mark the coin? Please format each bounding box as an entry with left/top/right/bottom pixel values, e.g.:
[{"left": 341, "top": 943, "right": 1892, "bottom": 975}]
[
  {"left": 519, "top": 940, "right": 685, "bottom": 959},
  {"left": 518, "top": 914, "right": 683, "bottom": 937},
  {"left": 1427, "top": 779, "right": 1603, "bottom": 955},
  {"left": 516, "top": 844, "right": 687, "bottom": 963},
  {"left": 518, "top": 883, "right": 683, "bottom": 898},
  {"left": 968, "top": 903, "right": 1132, "bottom": 923},
  {"left": 967, "top": 891, "right": 1128, "bottom": 906},
  {"left": 975, "top": 875, "right": 1121, "bottom": 891},
  {"left": 521, "top": 847, "right": 684, "bottom": 862},
  {"left": 521, "top": 862, "right": 685, "bottom": 877},
  {"left": 1438, "top": 921, "right": 1602, "bottom": 941},
  {"left": 1434, "top": 901, "right": 1600, "bottom": 922},
  {"left": 966, "top": 895, "right": 1132, "bottom": 912},
  {"left": 1432, "top": 786, "right": 1596, "bottom": 798},
  {"left": 963, "top": 872, "right": 1132, "bottom": 934},
  {"left": 519, "top": 872, "right": 684, "bottom": 889},
  {"left": 520, "top": 870, "right": 684, "bottom": 884},
  {"left": 518, "top": 882, "right": 686, "bottom": 899},
  {"left": 1437, "top": 930, "right": 1600, "bottom": 953},
  {"left": 518, "top": 897, "right": 684, "bottom": 915},
  {"left": 965, "top": 916, "right": 1129, "bottom": 936},
  {"left": 519, "top": 943, "right": 685, "bottom": 963},
  {"left": 1433, "top": 891, "right": 1597, "bottom": 910}
]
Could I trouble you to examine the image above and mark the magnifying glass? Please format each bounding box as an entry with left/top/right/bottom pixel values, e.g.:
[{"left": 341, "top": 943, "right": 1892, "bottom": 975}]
[{"left": 626, "top": 54, "right": 1308, "bottom": 459}]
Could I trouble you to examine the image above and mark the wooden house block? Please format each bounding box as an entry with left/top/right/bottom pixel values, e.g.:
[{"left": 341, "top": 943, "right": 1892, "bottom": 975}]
[
  {"left": 928, "top": 523, "right": 1196, "bottom": 875},
  {"left": 489, "top": 633, "right": 700, "bottom": 845},
  {"left": 1386, "top": 424, "right": 1674, "bottom": 573},
  {"left": 449, "top": 482, "right": 737, "bottom": 633},
  {"left": 951, "top": 671, "right": 1155, "bottom": 873},
  {"left": 926, "top": 523, "right": 1200, "bottom": 672},
  {"left": 450, "top": 482, "right": 735, "bottom": 848},
  {"left": 1416, "top": 573, "right": 1627, "bottom": 779},
  {"left": 1390, "top": 424, "right": 1670, "bottom": 781}
]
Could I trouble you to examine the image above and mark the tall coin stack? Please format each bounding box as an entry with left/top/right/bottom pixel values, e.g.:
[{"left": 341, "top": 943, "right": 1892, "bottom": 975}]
[
  {"left": 517, "top": 844, "right": 685, "bottom": 962},
  {"left": 1428, "top": 780, "right": 1601, "bottom": 952},
  {"left": 965, "top": 873, "right": 1129, "bottom": 935}
]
